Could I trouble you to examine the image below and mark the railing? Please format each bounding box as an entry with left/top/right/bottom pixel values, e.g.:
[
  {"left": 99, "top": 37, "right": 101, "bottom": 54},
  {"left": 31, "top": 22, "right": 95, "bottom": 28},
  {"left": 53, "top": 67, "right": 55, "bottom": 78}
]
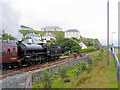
[
  {"left": 110, "top": 49, "right": 120, "bottom": 87},
  {"left": 111, "top": 51, "right": 119, "bottom": 70}
]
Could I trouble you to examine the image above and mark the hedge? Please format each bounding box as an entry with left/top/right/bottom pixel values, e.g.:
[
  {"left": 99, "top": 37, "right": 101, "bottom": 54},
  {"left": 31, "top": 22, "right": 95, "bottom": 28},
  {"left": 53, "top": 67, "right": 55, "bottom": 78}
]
[{"left": 79, "top": 46, "right": 97, "bottom": 53}]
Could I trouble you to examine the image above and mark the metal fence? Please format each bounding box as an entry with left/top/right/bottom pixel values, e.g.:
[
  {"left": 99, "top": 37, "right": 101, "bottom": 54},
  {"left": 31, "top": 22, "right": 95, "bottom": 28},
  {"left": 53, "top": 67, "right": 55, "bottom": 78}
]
[{"left": 110, "top": 50, "right": 120, "bottom": 87}]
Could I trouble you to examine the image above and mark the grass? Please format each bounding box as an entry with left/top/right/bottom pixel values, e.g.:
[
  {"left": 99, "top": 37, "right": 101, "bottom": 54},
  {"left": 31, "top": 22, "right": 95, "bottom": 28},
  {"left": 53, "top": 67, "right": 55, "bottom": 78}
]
[
  {"left": 32, "top": 62, "right": 87, "bottom": 88},
  {"left": 60, "top": 56, "right": 69, "bottom": 58},
  {"left": 76, "top": 55, "right": 118, "bottom": 88},
  {"left": 32, "top": 49, "right": 118, "bottom": 88}
]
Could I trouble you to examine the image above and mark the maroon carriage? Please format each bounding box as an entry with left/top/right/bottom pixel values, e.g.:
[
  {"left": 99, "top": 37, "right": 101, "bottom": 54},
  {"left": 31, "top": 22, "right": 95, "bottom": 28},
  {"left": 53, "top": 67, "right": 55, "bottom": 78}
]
[{"left": 0, "top": 40, "right": 19, "bottom": 68}]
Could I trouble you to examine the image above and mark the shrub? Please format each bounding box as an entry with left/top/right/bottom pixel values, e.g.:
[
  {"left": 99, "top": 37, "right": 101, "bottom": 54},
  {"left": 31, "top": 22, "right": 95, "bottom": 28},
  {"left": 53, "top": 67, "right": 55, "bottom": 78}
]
[
  {"left": 74, "top": 61, "right": 88, "bottom": 77},
  {"left": 59, "top": 65, "right": 67, "bottom": 80},
  {"left": 41, "top": 69, "right": 54, "bottom": 88},
  {"left": 79, "top": 46, "right": 96, "bottom": 53}
]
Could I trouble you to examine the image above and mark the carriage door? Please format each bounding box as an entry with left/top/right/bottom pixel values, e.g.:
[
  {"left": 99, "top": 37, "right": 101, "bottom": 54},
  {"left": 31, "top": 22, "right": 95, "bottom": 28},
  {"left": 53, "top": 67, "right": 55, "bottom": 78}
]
[{"left": 7, "top": 47, "right": 11, "bottom": 62}]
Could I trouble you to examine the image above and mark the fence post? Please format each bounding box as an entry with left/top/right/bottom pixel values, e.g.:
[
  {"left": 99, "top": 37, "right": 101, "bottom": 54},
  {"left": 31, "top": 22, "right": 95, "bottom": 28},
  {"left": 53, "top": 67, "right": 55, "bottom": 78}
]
[{"left": 118, "top": 65, "right": 120, "bottom": 88}]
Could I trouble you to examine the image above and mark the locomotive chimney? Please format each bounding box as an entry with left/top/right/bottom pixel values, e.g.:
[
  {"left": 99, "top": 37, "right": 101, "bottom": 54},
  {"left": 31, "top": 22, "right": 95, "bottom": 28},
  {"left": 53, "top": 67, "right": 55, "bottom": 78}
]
[{"left": 18, "top": 41, "right": 22, "bottom": 44}]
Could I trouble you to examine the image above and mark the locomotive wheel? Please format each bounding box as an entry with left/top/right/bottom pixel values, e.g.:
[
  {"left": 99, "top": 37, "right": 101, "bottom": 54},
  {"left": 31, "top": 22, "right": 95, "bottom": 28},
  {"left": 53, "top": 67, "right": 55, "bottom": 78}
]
[
  {"left": 46, "top": 57, "right": 52, "bottom": 62},
  {"left": 37, "top": 60, "right": 42, "bottom": 64},
  {"left": 28, "top": 60, "right": 34, "bottom": 66},
  {"left": 0, "top": 64, "right": 4, "bottom": 70},
  {"left": 42, "top": 59, "right": 46, "bottom": 63},
  {"left": 52, "top": 56, "right": 56, "bottom": 61},
  {"left": 57, "top": 56, "right": 60, "bottom": 60},
  {"left": 18, "top": 62, "right": 22, "bottom": 68},
  {"left": 55, "top": 56, "right": 58, "bottom": 60}
]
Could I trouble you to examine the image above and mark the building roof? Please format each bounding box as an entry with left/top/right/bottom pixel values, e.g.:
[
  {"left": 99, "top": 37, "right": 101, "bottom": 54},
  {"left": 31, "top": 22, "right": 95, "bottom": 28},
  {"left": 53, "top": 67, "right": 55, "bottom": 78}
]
[
  {"left": 66, "top": 29, "right": 79, "bottom": 32},
  {"left": 77, "top": 41, "right": 88, "bottom": 47},
  {"left": 41, "top": 26, "right": 62, "bottom": 29}
]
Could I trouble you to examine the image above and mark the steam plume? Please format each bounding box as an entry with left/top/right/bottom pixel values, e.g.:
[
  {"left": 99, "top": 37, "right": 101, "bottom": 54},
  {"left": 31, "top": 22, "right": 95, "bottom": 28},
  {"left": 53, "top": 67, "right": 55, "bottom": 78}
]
[{"left": 0, "top": 1, "right": 22, "bottom": 41}]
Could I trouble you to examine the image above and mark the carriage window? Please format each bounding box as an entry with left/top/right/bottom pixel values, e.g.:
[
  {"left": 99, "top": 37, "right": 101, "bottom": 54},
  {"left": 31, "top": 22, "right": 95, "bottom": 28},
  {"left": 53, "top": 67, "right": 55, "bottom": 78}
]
[
  {"left": 12, "top": 48, "right": 16, "bottom": 56},
  {"left": 0, "top": 48, "right": 5, "bottom": 56},
  {"left": 7, "top": 49, "right": 10, "bottom": 55}
]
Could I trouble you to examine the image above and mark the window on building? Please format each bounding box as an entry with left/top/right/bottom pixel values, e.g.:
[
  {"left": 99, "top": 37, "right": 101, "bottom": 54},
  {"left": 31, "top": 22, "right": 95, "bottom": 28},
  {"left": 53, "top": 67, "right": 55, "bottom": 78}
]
[
  {"left": 73, "top": 32, "right": 75, "bottom": 36},
  {"left": 7, "top": 49, "right": 10, "bottom": 55},
  {"left": 0, "top": 48, "right": 5, "bottom": 56},
  {"left": 66, "top": 32, "right": 68, "bottom": 36},
  {"left": 12, "top": 48, "right": 16, "bottom": 56}
]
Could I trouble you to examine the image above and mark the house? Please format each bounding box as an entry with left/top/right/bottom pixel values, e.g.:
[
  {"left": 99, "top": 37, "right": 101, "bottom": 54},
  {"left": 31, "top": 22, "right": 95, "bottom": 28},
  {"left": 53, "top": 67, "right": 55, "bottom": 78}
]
[
  {"left": 77, "top": 41, "right": 88, "bottom": 49},
  {"left": 42, "top": 32, "right": 56, "bottom": 40},
  {"left": 65, "top": 29, "right": 80, "bottom": 39},
  {"left": 41, "top": 26, "right": 62, "bottom": 31},
  {"left": 25, "top": 33, "right": 41, "bottom": 40}
]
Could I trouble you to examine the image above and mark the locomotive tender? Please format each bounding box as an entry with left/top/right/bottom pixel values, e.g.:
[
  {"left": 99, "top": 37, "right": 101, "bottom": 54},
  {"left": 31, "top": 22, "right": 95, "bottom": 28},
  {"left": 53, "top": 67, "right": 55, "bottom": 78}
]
[{"left": 0, "top": 39, "right": 61, "bottom": 69}]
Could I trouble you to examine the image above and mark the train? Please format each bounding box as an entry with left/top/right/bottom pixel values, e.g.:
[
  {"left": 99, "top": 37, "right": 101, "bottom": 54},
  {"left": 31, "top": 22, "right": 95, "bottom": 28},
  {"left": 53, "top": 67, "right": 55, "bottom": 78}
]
[{"left": 0, "top": 39, "right": 62, "bottom": 69}]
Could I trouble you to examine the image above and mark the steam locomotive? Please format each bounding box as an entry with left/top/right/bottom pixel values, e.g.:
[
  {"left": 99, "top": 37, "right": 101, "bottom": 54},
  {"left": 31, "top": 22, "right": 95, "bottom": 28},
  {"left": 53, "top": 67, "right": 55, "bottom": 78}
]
[{"left": 0, "top": 39, "right": 62, "bottom": 69}]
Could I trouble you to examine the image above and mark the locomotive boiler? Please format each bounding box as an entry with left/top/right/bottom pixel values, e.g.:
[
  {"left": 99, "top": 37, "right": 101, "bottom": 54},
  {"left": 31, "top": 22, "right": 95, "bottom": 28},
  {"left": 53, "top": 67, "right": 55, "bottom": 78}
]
[{"left": 0, "top": 39, "right": 61, "bottom": 69}]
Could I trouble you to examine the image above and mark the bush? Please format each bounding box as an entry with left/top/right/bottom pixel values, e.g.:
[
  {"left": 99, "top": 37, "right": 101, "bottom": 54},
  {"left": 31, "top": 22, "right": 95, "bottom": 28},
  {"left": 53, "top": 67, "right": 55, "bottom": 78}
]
[
  {"left": 59, "top": 65, "right": 68, "bottom": 80},
  {"left": 79, "top": 46, "right": 96, "bottom": 53},
  {"left": 41, "top": 69, "right": 54, "bottom": 88},
  {"left": 74, "top": 61, "right": 88, "bottom": 77},
  {"left": 88, "top": 48, "right": 106, "bottom": 63}
]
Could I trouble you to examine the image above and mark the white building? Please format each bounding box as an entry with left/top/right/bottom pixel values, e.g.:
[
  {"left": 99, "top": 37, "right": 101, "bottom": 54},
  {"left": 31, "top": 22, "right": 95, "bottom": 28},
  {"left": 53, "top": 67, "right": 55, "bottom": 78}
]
[
  {"left": 42, "top": 32, "right": 56, "bottom": 40},
  {"left": 41, "top": 26, "right": 62, "bottom": 31},
  {"left": 78, "top": 41, "right": 88, "bottom": 49},
  {"left": 25, "top": 33, "right": 41, "bottom": 40},
  {"left": 65, "top": 29, "right": 80, "bottom": 39}
]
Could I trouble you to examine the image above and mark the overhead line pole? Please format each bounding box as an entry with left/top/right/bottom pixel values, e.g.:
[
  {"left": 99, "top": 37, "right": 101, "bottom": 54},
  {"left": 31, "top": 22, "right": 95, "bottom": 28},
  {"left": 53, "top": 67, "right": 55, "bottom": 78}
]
[{"left": 107, "top": 0, "right": 109, "bottom": 65}]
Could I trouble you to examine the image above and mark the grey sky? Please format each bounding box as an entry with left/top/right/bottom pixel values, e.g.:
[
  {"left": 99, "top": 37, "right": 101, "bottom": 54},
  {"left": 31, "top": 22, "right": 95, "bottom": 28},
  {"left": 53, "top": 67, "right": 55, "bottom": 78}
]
[{"left": 1, "top": 0, "right": 119, "bottom": 45}]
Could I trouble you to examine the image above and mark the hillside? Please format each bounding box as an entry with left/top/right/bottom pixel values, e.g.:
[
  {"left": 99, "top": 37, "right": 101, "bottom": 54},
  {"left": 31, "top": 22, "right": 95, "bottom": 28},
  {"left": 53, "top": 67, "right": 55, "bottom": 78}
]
[
  {"left": 19, "top": 30, "right": 65, "bottom": 40},
  {"left": 19, "top": 30, "right": 101, "bottom": 49}
]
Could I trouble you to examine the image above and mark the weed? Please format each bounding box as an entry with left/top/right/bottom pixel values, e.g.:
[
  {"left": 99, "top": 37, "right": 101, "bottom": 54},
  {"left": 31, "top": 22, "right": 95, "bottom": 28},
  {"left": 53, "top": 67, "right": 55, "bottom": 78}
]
[
  {"left": 41, "top": 69, "right": 54, "bottom": 88},
  {"left": 77, "top": 76, "right": 90, "bottom": 85},
  {"left": 59, "top": 65, "right": 67, "bottom": 80}
]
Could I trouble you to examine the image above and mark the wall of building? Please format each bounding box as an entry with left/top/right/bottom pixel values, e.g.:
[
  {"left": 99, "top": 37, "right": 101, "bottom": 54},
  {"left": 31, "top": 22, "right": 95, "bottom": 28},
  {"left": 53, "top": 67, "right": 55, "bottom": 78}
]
[{"left": 65, "top": 32, "right": 80, "bottom": 39}]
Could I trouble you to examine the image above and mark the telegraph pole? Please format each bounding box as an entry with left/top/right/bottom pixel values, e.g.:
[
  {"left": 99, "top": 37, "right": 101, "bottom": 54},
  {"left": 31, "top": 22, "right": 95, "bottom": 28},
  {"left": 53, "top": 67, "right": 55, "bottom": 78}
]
[{"left": 107, "top": 0, "right": 109, "bottom": 65}]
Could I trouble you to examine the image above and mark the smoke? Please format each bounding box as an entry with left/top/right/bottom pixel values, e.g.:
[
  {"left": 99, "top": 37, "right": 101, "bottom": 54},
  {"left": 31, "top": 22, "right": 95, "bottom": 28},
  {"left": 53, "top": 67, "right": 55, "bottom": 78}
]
[{"left": 0, "top": 0, "right": 22, "bottom": 41}]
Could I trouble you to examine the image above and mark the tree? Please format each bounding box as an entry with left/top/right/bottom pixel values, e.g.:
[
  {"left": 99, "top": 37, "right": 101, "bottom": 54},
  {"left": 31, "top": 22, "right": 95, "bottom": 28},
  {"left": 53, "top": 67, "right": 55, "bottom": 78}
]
[
  {"left": 21, "top": 25, "right": 30, "bottom": 28},
  {"left": 55, "top": 38, "right": 81, "bottom": 54},
  {"left": 1, "top": 33, "right": 16, "bottom": 40},
  {"left": 71, "top": 45, "right": 81, "bottom": 53}
]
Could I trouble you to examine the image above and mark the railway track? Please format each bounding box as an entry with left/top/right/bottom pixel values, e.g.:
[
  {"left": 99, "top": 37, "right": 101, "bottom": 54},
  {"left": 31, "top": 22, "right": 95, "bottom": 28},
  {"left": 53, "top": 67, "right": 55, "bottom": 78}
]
[
  {"left": 0, "top": 54, "right": 81, "bottom": 79},
  {"left": 0, "top": 50, "right": 99, "bottom": 79}
]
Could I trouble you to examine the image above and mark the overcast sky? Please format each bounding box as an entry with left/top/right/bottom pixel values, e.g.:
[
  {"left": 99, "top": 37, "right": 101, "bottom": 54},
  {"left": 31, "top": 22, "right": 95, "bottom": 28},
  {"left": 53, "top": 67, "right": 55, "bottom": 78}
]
[{"left": 0, "top": 0, "right": 119, "bottom": 46}]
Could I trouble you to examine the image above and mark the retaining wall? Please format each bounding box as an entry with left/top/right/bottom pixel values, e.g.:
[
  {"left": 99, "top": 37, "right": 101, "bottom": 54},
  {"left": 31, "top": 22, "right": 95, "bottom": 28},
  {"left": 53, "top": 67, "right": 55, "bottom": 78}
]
[{"left": 2, "top": 55, "right": 90, "bottom": 88}]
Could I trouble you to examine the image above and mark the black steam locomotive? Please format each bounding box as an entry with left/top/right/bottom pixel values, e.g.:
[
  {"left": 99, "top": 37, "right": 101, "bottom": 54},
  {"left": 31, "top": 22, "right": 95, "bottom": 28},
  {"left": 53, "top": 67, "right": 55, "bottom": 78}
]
[{"left": 0, "top": 39, "right": 62, "bottom": 69}]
